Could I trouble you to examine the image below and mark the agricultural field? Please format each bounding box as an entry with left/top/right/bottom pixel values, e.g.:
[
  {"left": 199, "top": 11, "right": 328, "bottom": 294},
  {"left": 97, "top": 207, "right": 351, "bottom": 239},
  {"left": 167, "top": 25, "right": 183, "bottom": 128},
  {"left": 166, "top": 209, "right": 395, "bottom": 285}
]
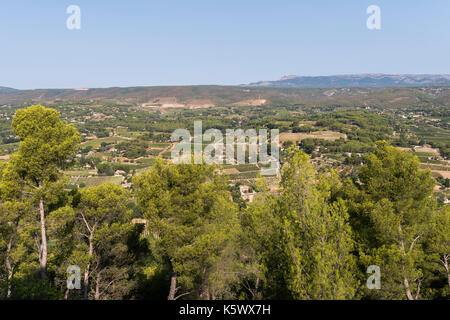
[
  {"left": 80, "top": 136, "right": 129, "bottom": 149},
  {"left": 0, "top": 88, "right": 447, "bottom": 197},
  {"left": 279, "top": 131, "right": 347, "bottom": 143},
  {"left": 69, "top": 175, "right": 124, "bottom": 188}
]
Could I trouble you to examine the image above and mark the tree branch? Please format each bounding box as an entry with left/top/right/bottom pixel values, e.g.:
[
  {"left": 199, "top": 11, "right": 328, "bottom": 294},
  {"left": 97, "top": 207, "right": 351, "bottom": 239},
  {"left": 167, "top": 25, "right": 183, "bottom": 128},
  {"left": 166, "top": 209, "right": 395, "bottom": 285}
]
[
  {"left": 415, "top": 278, "right": 422, "bottom": 300},
  {"left": 80, "top": 211, "right": 92, "bottom": 233},
  {"left": 174, "top": 291, "right": 193, "bottom": 300},
  {"left": 409, "top": 234, "right": 423, "bottom": 253}
]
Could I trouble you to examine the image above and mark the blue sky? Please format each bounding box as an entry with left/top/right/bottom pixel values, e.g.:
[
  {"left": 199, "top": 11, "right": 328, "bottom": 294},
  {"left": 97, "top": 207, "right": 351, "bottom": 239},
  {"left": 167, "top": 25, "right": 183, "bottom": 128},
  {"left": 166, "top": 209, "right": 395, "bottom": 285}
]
[{"left": 1, "top": 0, "right": 449, "bottom": 89}]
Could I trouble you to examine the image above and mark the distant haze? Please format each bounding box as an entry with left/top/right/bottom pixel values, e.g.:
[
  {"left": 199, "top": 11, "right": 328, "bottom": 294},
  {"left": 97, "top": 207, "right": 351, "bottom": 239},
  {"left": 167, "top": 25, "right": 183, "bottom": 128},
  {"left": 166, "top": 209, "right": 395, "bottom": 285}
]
[
  {"left": 0, "top": 87, "right": 18, "bottom": 94},
  {"left": 247, "top": 74, "right": 450, "bottom": 88},
  {"left": 3, "top": 74, "right": 450, "bottom": 92}
]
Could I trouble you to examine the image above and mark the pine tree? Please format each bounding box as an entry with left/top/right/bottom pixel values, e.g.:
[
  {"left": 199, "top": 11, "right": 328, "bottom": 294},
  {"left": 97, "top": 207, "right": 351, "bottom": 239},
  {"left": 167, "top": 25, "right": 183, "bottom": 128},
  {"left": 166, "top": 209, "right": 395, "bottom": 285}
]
[
  {"left": 134, "top": 159, "right": 239, "bottom": 299},
  {"left": 278, "top": 148, "right": 358, "bottom": 299},
  {"left": 348, "top": 141, "right": 436, "bottom": 300},
  {"left": 1, "top": 105, "right": 80, "bottom": 280}
]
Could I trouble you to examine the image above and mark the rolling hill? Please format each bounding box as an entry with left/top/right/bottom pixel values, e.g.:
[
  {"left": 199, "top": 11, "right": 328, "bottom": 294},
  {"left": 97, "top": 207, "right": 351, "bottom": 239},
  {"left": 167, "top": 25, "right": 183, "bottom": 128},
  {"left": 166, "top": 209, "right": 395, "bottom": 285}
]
[
  {"left": 0, "top": 86, "right": 18, "bottom": 94},
  {"left": 0, "top": 85, "right": 449, "bottom": 109},
  {"left": 247, "top": 74, "right": 450, "bottom": 88}
]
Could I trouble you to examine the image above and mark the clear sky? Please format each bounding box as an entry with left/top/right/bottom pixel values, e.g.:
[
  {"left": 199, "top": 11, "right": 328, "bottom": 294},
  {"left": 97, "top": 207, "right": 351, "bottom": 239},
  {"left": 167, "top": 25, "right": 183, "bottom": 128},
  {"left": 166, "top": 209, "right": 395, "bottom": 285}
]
[{"left": 1, "top": 0, "right": 449, "bottom": 89}]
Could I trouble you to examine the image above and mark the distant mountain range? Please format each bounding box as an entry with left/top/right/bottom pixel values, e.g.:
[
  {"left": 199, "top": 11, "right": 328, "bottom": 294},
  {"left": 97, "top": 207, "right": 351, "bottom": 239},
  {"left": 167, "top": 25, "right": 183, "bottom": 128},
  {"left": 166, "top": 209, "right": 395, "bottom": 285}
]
[
  {"left": 247, "top": 74, "right": 450, "bottom": 88},
  {"left": 0, "top": 86, "right": 18, "bottom": 93},
  {"left": 1, "top": 85, "right": 449, "bottom": 108},
  {"left": 1, "top": 74, "right": 450, "bottom": 106}
]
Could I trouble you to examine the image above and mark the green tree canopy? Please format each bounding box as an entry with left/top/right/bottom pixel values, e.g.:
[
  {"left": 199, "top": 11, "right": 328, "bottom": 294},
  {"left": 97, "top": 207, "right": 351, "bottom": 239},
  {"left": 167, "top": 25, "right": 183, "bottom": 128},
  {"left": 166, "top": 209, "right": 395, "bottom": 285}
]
[{"left": 135, "top": 159, "right": 239, "bottom": 300}]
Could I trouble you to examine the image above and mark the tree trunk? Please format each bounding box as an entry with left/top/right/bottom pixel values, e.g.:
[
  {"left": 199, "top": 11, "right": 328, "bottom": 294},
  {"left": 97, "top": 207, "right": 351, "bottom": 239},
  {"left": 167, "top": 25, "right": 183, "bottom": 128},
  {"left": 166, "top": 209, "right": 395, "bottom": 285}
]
[
  {"left": 447, "top": 273, "right": 450, "bottom": 294},
  {"left": 83, "top": 269, "right": 89, "bottom": 300},
  {"left": 83, "top": 232, "right": 94, "bottom": 300},
  {"left": 254, "top": 277, "right": 260, "bottom": 300},
  {"left": 94, "top": 274, "right": 101, "bottom": 300},
  {"left": 168, "top": 272, "right": 177, "bottom": 300},
  {"left": 443, "top": 255, "right": 450, "bottom": 294},
  {"left": 6, "top": 274, "right": 12, "bottom": 299},
  {"left": 5, "top": 239, "right": 13, "bottom": 298},
  {"left": 202, "top": 286, "right": 210, "bottom": 300},
  {"left": 403, "top": 277, "right": 414, "bottom": 300},
  {"left": 399, "top": 225, "right": 414, "bottom": 300},
  {"left": 39, "top": 196, "right": 47, "bottom": 280}
]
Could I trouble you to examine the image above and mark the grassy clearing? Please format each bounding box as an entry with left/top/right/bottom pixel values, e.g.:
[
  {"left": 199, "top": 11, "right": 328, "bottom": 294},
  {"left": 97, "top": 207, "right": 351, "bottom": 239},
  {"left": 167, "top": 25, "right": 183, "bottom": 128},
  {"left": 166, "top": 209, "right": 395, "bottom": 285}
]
[
  {"left": 136, "top": 158, "right": 156, "bottom": 166},
  {"left": 148, "top": 143, "right": 171, "bottom": 148},
  {"left": 233, "top": 164, "right": 259, "bottom": 172},
  {"left": 222, "top": 168, "right": 240, "bottom": 175},
  {"left": 279, "top": 131, "right": 347, "bottom": 143},
  {"left": 117, "top": 131, "right": 145, "bottom": 138},
  {"left": 64, "top": 170, "right": 92, "bottom": 177},
  {"left": 227, "top": 171, "right": 261, "bottom": 180},
  {"left": 417, "top": 157, "right": 447, "bottom": 165},
  {"left": 81, "top": 137, "right": 128, "bottom": 149},
  {"left": 69, "top": 175, "right": 123, "bottom": 187},
  {"left": 147, "top": 149, "right": 163, "bottom": 156},
  {"left": 414, "top": 148, "right": 440, "bottom": 156}
]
